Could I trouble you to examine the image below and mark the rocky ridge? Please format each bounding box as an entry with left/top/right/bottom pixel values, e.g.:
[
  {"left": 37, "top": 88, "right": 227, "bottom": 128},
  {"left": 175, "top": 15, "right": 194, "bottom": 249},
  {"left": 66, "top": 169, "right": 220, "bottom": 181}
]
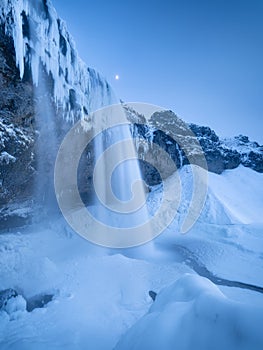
[{"left": 124, "top": 105, "right": 263, "bottom": 185}]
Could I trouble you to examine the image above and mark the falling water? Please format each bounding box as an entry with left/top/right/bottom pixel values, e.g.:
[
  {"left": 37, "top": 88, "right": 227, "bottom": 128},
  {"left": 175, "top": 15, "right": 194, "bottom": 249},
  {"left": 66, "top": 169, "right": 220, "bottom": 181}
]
[
  {"left": 22, "top": 4, "right": 61, "bottom": 222},
  {"left": 90, "top": 125, "right": 149, "bottom": 225},
  {"left": 33, "top": 66, "right": 59, "bottom": 221}
]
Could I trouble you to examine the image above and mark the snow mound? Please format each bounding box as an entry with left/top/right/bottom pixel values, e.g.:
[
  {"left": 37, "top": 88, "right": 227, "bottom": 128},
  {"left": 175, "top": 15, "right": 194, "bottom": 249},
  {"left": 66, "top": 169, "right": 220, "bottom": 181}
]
[
  {"left": 3, "top": 295, "right": 27, "bottom": 315},
  {"left": 115, "top": 274, "right": 263, "bottom": 350}
]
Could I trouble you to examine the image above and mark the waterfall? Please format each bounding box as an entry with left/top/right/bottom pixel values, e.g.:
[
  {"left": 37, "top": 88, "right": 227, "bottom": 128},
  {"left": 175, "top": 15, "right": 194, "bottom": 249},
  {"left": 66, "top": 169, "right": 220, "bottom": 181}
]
[
  {"left": 1, "top": 0, "right": 154, "bottom": 248},
  {"left": 54, "top": 103, "right": 155, "bottom": 250},
  {"left": 87, "top": 105, "right": 154, "bottom": 250},
  {"left": 90, "top": 124, "right": 151, "bottom": 229}
]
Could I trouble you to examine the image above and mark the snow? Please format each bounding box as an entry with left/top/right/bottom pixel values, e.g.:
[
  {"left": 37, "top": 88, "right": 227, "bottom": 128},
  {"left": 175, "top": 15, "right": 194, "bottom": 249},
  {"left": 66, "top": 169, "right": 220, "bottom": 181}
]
[
  {"left": 221, "top": 135, "right": 263, "bottom": 167},
  {"left": 0, "top": 224, "right": 187, "bottom": 349},
  {"left": 222, "top": 135, "right": 262, "bottom": 155},
  {"left": 0, "top": 119, "right": 33, "bottom": 149},
  {"left": 160, "top": 164, "right": 263, "bottom": 227},
  {"left": 207, "top": 166, "right": 263, "bottom": 223},
  {"left": 0, "top": 0, "right": 117, "bottom": 122},
  {"left": 115, "top": 274, "right": 263, "bottom": 350},
  {"left": 0, "top": 166, "right": 263, "bottom": 349},
  {"left": 0, "top": 203, "right": 32, "bottom": 219},
  {"left": 0, "top": 151, "right": 16, "bottom": 164},
  {"left": 4, "top": 295, "right": 27, "bottom": 316}
]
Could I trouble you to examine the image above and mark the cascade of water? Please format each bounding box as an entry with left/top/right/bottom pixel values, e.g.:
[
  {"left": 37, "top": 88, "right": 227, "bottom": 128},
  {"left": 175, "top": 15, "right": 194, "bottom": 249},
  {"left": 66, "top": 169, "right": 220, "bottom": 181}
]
[
  {"left": 90, "top": 126, "right": 149, "bottom": 226},
  {"left": 86, "top": 105, "right": 155, "bottom": 252}
]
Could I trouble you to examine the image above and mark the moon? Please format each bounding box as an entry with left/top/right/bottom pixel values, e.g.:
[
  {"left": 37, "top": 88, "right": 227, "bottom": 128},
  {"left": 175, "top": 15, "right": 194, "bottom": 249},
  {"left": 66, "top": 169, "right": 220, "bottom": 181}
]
[{"left": 115, "top": 74, "right": 119, "bottom": 80}]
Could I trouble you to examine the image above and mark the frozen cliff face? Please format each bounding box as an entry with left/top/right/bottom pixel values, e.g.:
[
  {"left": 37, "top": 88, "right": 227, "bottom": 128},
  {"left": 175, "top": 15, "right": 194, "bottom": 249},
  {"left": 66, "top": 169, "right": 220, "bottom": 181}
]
[
  {"left": 0, "top": 25, "right": 36, "bottom": 215},
  {"left": 0, "top": 0, "right": 116, "bottom": 122},
  {"left": 0, "top": 0, "right": 117, "bottom": 224}
]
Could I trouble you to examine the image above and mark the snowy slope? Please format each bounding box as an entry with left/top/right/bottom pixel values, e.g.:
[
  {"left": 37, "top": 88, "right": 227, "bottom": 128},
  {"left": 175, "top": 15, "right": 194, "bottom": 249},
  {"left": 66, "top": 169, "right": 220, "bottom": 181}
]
[
  {"left": 158, "top": 165, "right": 263, "bottom": 227},
  {"left": 207, "top": 166, "right": 263, "bottom": 224},
  {"left": 0, "top": 0, "right": 117, "bottom": 122}
]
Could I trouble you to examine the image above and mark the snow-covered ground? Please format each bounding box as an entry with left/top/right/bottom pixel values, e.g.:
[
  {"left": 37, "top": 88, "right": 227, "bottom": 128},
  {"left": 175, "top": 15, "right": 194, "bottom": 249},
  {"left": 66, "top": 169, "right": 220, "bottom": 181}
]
[{"left": 0, "top": 166, "right": 263, "bottom": 349}]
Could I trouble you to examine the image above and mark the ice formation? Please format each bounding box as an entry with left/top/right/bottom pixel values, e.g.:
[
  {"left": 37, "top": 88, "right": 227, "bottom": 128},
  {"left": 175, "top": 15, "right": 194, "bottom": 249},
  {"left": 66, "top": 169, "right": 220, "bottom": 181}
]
[{"left": 0, "top": 0, "right": 117, "bottom": 122}]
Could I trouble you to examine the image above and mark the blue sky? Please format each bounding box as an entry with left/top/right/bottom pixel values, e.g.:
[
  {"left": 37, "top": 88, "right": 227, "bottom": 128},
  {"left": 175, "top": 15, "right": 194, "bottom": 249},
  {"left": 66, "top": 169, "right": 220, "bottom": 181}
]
[{"left": 52, "top": 0, "right": 263, "bottom": 143}]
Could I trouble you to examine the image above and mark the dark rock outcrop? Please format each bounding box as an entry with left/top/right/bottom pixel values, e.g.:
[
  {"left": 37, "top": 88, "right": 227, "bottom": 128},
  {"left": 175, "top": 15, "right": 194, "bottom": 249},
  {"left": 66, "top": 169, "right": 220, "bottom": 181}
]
[
  {"left": 0, "top": 288, "right": 54, "bottom": 312},
  {"left": 0, "top": 25, "right": 36, "bottom": 207}
]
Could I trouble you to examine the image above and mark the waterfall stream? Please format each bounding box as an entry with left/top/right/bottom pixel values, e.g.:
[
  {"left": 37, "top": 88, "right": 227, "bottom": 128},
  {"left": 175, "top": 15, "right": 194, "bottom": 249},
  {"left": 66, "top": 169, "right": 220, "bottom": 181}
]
[{"left": 89, "top": 123, "right": 151, "bottom": 229}]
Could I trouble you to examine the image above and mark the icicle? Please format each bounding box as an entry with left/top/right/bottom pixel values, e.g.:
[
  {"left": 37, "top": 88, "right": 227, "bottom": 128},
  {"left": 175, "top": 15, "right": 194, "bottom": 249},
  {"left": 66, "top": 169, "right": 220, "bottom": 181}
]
[{"left": 0, "top": 0, "right": 117, "bottom": 124}]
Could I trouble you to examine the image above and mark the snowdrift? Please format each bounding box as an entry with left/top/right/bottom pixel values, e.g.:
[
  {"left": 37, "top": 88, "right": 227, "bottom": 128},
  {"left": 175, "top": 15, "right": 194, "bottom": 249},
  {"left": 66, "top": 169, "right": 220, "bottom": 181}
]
[{"left": 115, "top": 274, "right": 263, "bottom": 350}]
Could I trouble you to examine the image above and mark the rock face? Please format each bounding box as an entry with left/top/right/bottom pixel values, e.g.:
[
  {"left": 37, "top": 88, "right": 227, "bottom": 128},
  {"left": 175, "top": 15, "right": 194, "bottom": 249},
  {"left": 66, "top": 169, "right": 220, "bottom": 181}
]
[
  {"left": 0, "top": 24, "right": 35, "bottom": 207},
  {"left": 188, "top": 123, "right": 242, "bottom": 174},
  {"left": 125, "top": 106, "right": 263, "bottom": 186},
  {"left": 0, "top": 0, "right": 116, "bottom": 226}
]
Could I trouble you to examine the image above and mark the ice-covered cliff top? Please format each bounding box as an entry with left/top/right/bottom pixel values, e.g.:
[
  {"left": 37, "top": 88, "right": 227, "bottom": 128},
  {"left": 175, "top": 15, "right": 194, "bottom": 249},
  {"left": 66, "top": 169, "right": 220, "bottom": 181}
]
[
  {"left": 222, "top": 135, "right": 263, "bottom": 155},
  {"left": 0, "top": 0, "right": 116, "bottom": 122}
]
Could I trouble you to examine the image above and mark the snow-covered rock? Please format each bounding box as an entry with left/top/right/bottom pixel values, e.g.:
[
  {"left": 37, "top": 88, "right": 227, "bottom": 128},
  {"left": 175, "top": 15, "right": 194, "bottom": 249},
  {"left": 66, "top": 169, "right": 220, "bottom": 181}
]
[
  {"left": 0, "top": 151, "right": 16, "bottom": 164},
  {"left": 222, "top": 135, "right": 263, "bottom": 172}
]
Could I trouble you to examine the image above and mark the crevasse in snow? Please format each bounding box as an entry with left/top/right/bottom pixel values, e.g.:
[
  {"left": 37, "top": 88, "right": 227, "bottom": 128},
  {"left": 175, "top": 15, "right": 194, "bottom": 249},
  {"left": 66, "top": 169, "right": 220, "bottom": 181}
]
[{"left": 0, "top": 0, "right": 117, "bottom": 122}]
